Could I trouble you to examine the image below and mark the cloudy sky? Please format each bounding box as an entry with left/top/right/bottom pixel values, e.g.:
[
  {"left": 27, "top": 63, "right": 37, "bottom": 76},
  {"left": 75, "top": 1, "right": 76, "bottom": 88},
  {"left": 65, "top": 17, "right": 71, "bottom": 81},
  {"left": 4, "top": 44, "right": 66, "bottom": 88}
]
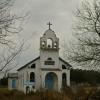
[{"left": 9, "top": 0, "right": 82, "bottom": 70}]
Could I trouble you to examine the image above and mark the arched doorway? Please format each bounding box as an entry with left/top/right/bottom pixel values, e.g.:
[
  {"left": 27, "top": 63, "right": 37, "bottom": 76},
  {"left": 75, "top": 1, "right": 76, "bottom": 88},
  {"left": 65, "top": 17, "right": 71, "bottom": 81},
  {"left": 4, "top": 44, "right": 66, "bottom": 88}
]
[
  {"left": 45, "top": 72, "right": 58, "bottom": 91},
  {"left": 62, "top": 73, "right": 67, "bottom": 88}
]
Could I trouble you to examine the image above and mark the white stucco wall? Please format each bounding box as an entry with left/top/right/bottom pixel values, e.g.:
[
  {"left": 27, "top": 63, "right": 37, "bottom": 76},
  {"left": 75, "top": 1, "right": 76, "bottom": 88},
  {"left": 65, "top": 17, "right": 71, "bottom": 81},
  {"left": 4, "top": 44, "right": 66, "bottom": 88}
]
[
  {"left": 16, "top": 56, "right": 71, "bottom": 93},
  {"left": 17, "top": 58, "right": 42, "bottom": 92},
  {"left": 40, "top": 50, "right": 59, "bottom": 69},
  {"left": 59, "top": 60, "right": 71, "bottom": 86}
]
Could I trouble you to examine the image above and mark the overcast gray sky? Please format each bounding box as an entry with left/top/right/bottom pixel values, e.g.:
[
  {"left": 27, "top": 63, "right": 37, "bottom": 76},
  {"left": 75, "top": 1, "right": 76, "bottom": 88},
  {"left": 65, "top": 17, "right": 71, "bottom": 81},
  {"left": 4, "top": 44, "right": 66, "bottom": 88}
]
[{"left": 9, "top": 0, "right": 82, "bottom": 70}]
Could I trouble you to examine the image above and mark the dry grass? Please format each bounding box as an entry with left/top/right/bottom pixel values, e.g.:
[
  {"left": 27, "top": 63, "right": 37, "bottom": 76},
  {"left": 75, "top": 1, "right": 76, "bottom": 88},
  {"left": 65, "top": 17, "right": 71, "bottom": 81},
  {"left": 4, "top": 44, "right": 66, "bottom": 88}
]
[
  {"left": 0, "top": 85, "right": 99, "bottom": 100},
  {"left": 0, "top": 88, "right": 71, "bottom": 100}
]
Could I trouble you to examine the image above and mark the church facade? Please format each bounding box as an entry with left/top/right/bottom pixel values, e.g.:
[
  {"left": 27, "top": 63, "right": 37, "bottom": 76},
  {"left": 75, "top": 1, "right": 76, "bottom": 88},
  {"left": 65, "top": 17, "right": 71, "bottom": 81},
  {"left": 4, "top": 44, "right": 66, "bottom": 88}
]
[{"left": 8, "top": 23, "right": 71, "bottom": 93}]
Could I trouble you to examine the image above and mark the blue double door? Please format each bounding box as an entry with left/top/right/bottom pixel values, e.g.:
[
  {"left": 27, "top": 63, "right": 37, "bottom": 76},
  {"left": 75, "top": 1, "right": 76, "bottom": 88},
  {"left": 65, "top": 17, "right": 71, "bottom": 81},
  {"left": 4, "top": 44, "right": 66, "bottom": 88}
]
[{"left": 45, "top": 73, "right": 58, "bottom": 90}]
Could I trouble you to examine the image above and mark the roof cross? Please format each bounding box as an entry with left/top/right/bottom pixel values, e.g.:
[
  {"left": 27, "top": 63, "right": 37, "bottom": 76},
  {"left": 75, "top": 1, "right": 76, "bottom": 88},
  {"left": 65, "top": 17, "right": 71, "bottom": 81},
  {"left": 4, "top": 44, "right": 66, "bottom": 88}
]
[{"left": 47, "top": 22, "right": 52, "bottom": 29}]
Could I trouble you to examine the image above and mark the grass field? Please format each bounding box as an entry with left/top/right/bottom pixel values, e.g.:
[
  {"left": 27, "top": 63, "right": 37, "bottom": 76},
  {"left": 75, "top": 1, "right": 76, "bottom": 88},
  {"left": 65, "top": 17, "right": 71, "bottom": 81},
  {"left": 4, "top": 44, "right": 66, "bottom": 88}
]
[
  {"left": 0, "top": 85, "right": 99, "bottom": 100},
  {"left": 0, "top": 88, "right": 71, "bottom": 100}
]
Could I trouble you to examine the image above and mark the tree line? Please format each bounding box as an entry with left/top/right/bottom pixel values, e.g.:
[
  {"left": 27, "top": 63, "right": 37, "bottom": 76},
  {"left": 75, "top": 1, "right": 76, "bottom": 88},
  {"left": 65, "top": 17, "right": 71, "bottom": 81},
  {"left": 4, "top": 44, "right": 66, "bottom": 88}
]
[{"left": 71, "top": 69, "right": 100, "bottom": 84}]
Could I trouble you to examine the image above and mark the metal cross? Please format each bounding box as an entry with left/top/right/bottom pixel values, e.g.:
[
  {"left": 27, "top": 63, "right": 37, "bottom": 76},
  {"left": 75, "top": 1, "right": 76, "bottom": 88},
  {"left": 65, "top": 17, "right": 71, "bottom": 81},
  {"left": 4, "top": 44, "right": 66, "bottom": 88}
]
[{"left": 47, "top": 22, "right": 52, "bottom": 29}]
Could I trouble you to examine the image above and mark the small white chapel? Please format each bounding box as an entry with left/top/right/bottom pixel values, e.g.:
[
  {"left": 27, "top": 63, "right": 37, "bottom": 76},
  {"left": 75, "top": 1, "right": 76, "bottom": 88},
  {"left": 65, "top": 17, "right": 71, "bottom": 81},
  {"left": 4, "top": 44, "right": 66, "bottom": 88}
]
[{"left": 8, "top": 22, "right": 72, "bottom": 93}]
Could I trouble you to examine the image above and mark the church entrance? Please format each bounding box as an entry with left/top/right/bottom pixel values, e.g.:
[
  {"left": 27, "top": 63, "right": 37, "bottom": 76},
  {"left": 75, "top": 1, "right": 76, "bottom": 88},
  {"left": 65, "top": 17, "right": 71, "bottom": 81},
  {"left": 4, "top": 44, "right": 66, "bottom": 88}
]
[{"left": 45, "top": 72, "right": 58, "bottom": 91}]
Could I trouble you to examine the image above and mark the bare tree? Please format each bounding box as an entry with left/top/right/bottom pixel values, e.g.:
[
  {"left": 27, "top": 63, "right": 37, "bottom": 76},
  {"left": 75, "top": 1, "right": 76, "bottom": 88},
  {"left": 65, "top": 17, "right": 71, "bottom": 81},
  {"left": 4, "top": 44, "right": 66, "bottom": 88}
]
[
  {"left": 0, "top": 0, "right": 23, "bottom": 47},
  {"left": 0, "top": 43, "right": 24, "bottom": 71},
  {"left": 66, "top": 0, "right": 100, "bottom": 69},
  {"left": 0, "top": 0, "right": 24, "bottom": 72}
]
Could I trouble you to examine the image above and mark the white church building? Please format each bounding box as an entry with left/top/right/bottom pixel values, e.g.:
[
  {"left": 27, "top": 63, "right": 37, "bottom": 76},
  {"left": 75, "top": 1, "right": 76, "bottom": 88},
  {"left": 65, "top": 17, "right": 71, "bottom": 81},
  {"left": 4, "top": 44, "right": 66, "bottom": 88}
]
[{"left": 8, "top": 23, "right": 72, "bottom": 93}]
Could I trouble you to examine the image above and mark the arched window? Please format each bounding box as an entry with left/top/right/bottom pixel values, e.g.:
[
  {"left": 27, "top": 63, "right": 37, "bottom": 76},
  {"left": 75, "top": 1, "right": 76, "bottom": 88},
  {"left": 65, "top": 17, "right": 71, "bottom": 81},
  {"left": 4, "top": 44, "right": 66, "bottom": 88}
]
[
  {"left": 62, "top": 65, "right": 66, "bottom": 69},
  {"left": 62, "top": 73, "right": 67, "bottom": 88},
  {"left": 30, "top": 72, "right": 35, "bottom": 82},
  {"left": 31, "top": 64, "right": 36, "bottom": 68},
  {"left": 47, "top": 57, "right": 52, "bottom": 60},
  {"left": 47, "top": 39, "right": 52, "bottom": 48}
]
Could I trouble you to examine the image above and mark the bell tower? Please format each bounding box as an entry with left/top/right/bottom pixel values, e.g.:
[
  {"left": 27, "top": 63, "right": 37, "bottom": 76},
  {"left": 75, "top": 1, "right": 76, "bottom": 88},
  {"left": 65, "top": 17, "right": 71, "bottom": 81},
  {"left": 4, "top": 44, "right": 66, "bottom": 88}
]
[{"left": 40, "top": 22, "right": 60, "bottom": 69}]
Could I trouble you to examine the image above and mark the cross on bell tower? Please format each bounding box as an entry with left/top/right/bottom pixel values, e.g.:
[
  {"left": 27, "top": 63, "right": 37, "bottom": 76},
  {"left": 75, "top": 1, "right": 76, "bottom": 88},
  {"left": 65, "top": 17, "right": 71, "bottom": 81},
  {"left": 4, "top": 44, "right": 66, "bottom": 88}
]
[{"left": 47, "top": 22, "right": 52, "bottom": 29}]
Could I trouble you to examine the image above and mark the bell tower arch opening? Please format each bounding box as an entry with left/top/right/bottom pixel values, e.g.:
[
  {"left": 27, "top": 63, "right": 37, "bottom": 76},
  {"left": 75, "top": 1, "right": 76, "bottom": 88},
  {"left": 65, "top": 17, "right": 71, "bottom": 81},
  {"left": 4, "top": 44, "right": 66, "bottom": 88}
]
[
  {"left": 40, "top": 24, "right": 59, "bottom": 50},
  {"left": 47, "top": 38, "right": 53, "bottom": 48}
]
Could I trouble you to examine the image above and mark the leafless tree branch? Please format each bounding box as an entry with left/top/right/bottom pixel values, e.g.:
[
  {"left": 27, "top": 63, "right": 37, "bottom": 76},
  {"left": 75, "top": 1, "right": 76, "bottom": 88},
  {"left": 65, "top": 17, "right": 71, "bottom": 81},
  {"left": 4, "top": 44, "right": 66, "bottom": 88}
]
[
  {"left": 0, "top": 0, "right": 25, "bottom": 73},
  {"left": 66, "top": 0, "right": 100, "bottom": 69}
]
